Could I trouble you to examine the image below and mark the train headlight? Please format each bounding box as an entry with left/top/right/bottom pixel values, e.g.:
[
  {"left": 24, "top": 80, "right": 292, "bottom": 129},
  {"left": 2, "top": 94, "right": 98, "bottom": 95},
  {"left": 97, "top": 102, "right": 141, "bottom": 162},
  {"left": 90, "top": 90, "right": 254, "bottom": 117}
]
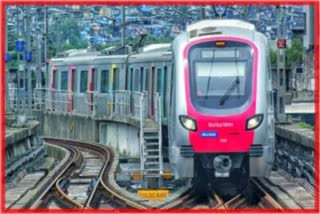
[
  {"left": 179, "top": 115, "right": 197, "bottom": 131},
  {"left": 246, "top": 114, "right": 264, "bottom": 130}
]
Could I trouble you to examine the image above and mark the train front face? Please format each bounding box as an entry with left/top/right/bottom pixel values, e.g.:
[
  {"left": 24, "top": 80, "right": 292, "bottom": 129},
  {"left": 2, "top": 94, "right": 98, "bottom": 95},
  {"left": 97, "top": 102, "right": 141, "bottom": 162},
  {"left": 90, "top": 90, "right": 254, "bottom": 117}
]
[{"left": 170, "top": 22, "right": 274, "bottom": 194}]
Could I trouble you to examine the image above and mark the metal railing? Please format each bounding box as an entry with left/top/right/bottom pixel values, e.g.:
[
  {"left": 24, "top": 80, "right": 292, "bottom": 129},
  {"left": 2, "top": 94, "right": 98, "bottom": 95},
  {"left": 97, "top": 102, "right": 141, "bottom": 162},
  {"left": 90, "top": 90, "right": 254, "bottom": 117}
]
[
  {"left": 155, "top": 93, "right": 163, "bottom": 175},
  {"left": 93, "top": 92, "right": 109, "bottom": 117},
  {"left": 139, "top": 94, "right": 144, "bottom": 173},
  {"left": 48, "top": 89, "right": 69, "bottom": 112},
  {"left": 10, "top": 88, "right": 158, "bottom": 124},
  {"left": 132, "top": 92, "right": 148, "bottom": 120},
  {"left": 9, "top": 88, "right": 163, "bottom": 176},
  {"left": 113, "top": 90, "right": 131, "bottom": 117},
  {"left": 33, "top": 88, "right": 47, "bottom": 110},
  {"left": 85, "top": 91, "right": 96, "bottom": 115},
  {"left": 8, "top": 88, "right": 28, "bottom": 113}
]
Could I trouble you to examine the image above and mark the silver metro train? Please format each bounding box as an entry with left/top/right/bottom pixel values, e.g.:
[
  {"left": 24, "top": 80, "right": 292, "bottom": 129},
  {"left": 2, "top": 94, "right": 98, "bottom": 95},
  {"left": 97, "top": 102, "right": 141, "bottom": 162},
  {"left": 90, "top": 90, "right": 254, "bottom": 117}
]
[
  {"left": 168, "top": 20, "right": 274, "bottom": 196},
  {"left": 47, "top": 19, "right": 274, "bottom": 196}
]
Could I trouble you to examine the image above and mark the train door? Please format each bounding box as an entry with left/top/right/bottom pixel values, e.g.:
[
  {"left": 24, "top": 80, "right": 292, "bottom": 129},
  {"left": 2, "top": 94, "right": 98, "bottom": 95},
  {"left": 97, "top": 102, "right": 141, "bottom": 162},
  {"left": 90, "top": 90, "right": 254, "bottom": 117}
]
[
  {"left": 88, "top": 66, "right": 97, "bottom": 113},
  {"left": 50, "top": 66, "right": 59, "bottom": 91},
  {"left": 50, "top": 66, "right": 58, "bottom": 111},
  {"left": 128, "top": 66, "right": 134, "bottom": 114},
  {"left": 155, "top": 64, "right": 163, "bottom": 119},
  {"left": 132, "top": 64, "right": 142, "bottom": 93},
  {"left": 144, "top": 67, "right": 150, "bottom": 92},
  {"left": 118, "top": 63, "right": 126, "bottom": 90},
  {"left": 127, "top": 66, "right": 134, "bottom": 91},
  {"left": 68, "top": 65, "right": 76, "bottom": 112},
  {"left": 164, "top": 63, "right": 171, "bottom": 123},
  {"left": 78, "top": 66, "right": 89, "bottom": 113},
  {"left": 59, "top": 66, "right": 69, "bottom": 112},
  {"left": 148, "top": 65, "right": 156, "bottom": 118},
  {"left": 161, "top": 63, "right": 168, "bottom": 121},
  {"left": 131, "top": 64, "right": 142, "bottom": 117},
  {"left": 109, "top": 64, "right": 118, "bottom": 115},
  {"left": 96, "top": 64, "right": 110, "bottom": 116}
]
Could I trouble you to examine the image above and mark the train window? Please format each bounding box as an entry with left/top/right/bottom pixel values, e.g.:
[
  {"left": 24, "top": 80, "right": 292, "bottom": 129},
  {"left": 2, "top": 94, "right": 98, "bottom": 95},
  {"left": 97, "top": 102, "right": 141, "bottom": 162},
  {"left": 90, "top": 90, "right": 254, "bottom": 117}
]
[
  {"left": 157, "top": 68, "right": 162, "bottom": 93},
  {"left": 151, "top": 66, "right": 155, "bottom": 94},
  {"left": 140, "top": 67, "right": 144, "bottom": 92},
  {"left": 72, "top": 69, "right": 77, "bottom": 92},
  {"left": 163, "top": 66, "right": 167, "bottom": 115},
  {"left": 113, "top": 67, "right": 119, "bottom": 91},
  {"left": 134, "top": 68, "right": 140, "bottom": 92},
  {"left": 170, "top": 63, "right": 174, "bottom": 107},
  {"left": 60, "top": 71, "right": 68, "bottom": 90},
  {"left": 101, "top": 70, "right": 109, "bottom": 93},
  {"left": 145, "top": 68, "right": 149, "bottom": 91},
  {"left": 188, "top": 41, "right": 253, "bottom": 111},
  {"left": 195, "top": 61, "right": 247, "bottom": 95},
  {"left": 80, "top": 70, "right": 88, "bottom": 93},
  {"left": 130, "top": 67, "right": 134, "bottom": 91},
  {"left": 92, "top": 68, "right": 97, "bottom": 91},
  {"left": 125, "top": 67, "right": 129, "bottom": 90},
  {"left": 54, "top": 70, "right": 59, "bottom": 89}
]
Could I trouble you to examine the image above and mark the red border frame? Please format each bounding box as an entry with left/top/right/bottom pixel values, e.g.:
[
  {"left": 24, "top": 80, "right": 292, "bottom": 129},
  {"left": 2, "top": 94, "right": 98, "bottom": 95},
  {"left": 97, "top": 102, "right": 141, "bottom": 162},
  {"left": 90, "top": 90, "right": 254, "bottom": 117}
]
[{"left": 0, "top": 1, "right": 319, "bottom": 214}]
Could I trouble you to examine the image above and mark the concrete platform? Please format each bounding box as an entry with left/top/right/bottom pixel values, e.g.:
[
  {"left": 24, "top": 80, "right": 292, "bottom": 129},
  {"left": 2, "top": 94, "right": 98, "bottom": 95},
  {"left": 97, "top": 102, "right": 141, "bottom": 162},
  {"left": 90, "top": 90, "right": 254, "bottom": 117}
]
[
  {"left": 5, "top": 115, "right": 45, "bottom": 179},
  {"left": 285, "top": 102, "right": 314, "bottom": 114},
  {"left": 8, "top": 144, "right": 70, "bottom": 209},
  {"left": 6, "top": 171, "right": 45, "bottom": 208},
  {"left": 263, "top": 170, "right": 314, "bottom": 208},
  {"left": 275, "top": 123, "right": 314, "bottom": 149}
]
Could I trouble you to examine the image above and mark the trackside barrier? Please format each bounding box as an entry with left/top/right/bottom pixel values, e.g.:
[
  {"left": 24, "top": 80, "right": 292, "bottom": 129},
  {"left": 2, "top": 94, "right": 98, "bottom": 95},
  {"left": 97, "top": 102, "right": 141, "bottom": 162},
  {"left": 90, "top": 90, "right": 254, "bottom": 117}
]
[{"left": 11, "top": 88, "right": 159, "bottom": 127}]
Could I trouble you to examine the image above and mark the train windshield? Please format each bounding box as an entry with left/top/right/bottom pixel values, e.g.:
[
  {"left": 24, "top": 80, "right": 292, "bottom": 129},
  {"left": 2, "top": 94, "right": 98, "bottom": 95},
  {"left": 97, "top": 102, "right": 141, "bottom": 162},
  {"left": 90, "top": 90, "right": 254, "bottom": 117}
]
[{"left": 188, "top": 41, "right": 253, "bottom": 111}]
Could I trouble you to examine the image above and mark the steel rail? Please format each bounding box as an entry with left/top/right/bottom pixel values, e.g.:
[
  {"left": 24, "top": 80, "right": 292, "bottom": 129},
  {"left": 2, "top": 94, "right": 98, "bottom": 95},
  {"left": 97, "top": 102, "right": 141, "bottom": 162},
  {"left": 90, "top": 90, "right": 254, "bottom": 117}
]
[
  {"left": 84, "top": 150, "right": 107, "bottom": 208},
  {"left": 251, "top": 178, "right": 283, "bottom": 209},
  {"left": 161, "top": 192, "right": 195, "bottom": 209},
  {"left": 47, "top": 144, "right": 83, "bottom": 208},
  {"left": 98, "top": 146, "right": 149, "bottom": 209},
  {"left": 30, "top": 141, "right": 78, "bottom": 208},
  {"left": 55, "top": 177, "right": 83, "bottom": 208}
]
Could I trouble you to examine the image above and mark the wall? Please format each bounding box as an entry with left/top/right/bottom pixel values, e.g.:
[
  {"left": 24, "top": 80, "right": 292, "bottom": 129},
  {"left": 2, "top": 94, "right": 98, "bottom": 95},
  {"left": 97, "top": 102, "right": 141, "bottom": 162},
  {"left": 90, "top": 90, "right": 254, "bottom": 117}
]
[
  {"left": 99, "top": 122, "right": 140, "bottom": 158},
  {"left": 42, "top": 112, "right": 99, "bottom": 143},
  {"left": 275, "top": 124, "right": 314, "bottom": 185},
  {"left": 37, "top": 111, "right": 140, "bottom": 158}
]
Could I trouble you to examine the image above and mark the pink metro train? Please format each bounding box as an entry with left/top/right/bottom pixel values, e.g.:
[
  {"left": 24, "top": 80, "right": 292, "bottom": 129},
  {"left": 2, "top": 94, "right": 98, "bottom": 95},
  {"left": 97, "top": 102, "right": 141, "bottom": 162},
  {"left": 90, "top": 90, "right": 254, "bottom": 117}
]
[{"left": 169, "top": 19, "right": 275, "bottom": 196}]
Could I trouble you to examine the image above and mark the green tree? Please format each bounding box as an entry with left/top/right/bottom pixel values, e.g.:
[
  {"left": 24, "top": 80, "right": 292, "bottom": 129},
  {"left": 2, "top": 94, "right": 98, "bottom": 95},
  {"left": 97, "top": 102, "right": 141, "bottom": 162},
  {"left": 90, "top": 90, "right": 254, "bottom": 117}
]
[
  {"left": 285, "top": 38, "right": 303, "bottom": 68},
  {"left": 269, "top": 48, "right": 277, "bottom": 68},
  {"left": 49, "top": 16, "right": 87, "bottom": 56},
  {"left": 269, "top": 39, "right": 304, "bottom": 69}
]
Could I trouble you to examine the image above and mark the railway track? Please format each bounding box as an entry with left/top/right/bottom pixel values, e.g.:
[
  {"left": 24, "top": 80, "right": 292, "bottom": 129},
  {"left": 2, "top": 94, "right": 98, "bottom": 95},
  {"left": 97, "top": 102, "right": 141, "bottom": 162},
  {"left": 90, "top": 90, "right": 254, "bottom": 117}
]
[
  {"left": 29, "top": 138, "right": 313, "bottom": 210},
  {"left": 33, "top": 138, "right": 149, "bottom": 209},
  {"left": 171, "top": 178, "right": 285, "bottom": 209}
]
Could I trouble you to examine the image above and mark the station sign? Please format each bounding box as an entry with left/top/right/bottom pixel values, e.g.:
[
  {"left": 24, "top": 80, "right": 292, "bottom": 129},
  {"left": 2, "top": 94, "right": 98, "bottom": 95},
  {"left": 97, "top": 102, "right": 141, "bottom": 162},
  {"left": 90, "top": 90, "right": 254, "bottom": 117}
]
[
  {"left": 5, "top": 53, "right": 10, "bottom": 62},
  {"left": 277, "top": 39, "right": 286, "bottom": 48},
  {"left": 24, "top": 52, "right": 32, "bottom": 62},
  {"left": 16, "top": 40, "right": 25, "bottom": 52}
]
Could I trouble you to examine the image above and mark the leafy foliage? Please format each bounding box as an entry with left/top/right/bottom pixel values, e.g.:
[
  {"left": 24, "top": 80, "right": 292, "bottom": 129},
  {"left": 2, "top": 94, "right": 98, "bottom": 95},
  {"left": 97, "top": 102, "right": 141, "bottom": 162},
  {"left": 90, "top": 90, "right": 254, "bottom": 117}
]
[
  {"left": 285, "top": 38, "right": 303, "bottom": 68},
  {"left": 48, "top": 17, "right": 87, "bottom": 56},
  {"left": 269, "top": 38, "right": 304, "bottom": 69},
  {"left": 296, "top": 121, "right": 313, "bottom": 130},
  {"left": 269, "top": 48, "right": 277, "bottom": 68}
]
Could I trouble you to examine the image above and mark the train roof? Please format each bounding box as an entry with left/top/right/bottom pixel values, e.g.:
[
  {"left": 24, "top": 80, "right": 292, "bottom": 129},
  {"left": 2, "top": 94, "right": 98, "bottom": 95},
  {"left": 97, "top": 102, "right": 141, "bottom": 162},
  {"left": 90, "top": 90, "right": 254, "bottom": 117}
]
[
  {"left": 129, "top": 45, "right": 172, "bottom": 63},
  {"left": 55, "top": 49, "right": 101, "bottom": 58},
  {"left": 50, "top": 54, "right": 128, "bottom": 66},
  {"left": 140, "top": 43, "right": 171, "bottom": 53},
  {"left": 186, "top": 19, "right": 258, "bottom": 41}
]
